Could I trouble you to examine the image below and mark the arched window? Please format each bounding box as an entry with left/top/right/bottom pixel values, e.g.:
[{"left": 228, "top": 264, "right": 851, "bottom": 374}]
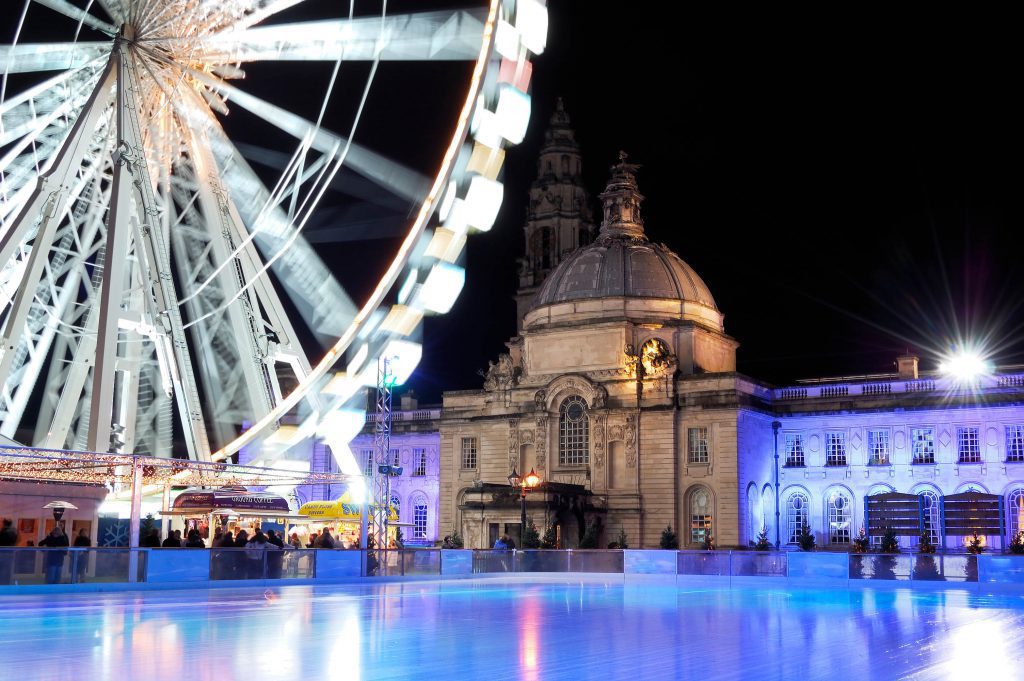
[
  {"left": 389, "top": 493, "right": 401, "bottom": 521},
  {"left": 786, "top": 491, "right": 809, "bottom": 544},
  {"left": 411, "top": 492, "right": 428, "bottom": 540},
  {"left": 825, "top": 489, "right": 852, "bottom": 544},
  {"left": 558, "top": 396, "right": 589, "bottom": 466},
  {"left": 917, "top": 488, "right": 940, "bottom": 547},
  {"left": 1007, "top": 488, "right": 1024, "bottom": 541},
  {"left": 747, "top": 484, "right": 761, "bottom": 544},
  {"left": 761, "top": 485, "right": 775, "bottom": 542},
  {"left": 689, "top": 486, "right": 713, "bottom": 546}
]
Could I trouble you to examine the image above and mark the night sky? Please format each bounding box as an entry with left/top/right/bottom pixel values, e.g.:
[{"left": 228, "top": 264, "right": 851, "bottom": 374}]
[
  {"left": 406, "top": 5, "right": 1024, "bottom": 402},
  {"left": 4, "top": 3, "right": 1023, "bottom": 411}
]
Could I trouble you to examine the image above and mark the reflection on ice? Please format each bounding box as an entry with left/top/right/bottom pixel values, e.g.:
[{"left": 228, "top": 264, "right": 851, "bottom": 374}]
[{"left": 1, "top": 581, "right": 1023, "bottom": 680}]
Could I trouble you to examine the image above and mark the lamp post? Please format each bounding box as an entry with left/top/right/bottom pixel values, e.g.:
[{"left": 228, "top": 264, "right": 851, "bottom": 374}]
[
  {"left": 508, "top": 467, "right": 541, "bottom": 547},
  {"left": 772, "top": 421, "right": 781, "bottom": 549}
]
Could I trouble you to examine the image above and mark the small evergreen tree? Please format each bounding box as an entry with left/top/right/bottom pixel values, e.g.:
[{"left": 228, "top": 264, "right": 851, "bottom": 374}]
[
  {"left": 754, "top": 526, "right": 772, "bottom": 551},
  {"left": 522, "top": 517, "right": 541, "bottom": 549},
  {"left": 659, "top": 525, "right": 679, "bottom": 549},
  {"left": 966, "top": 529, "right": 985, "bottom": 554},
  {"left": 880, "top": 527, "right": 899, "bottom": 554},
  {"left": 579, "top": 517, "right": 602, "bottom": 549},
  {"left": 917, "top": 530, "right": 935, "bottom": 554},
  {"left": 798, "top": 522, "right": 815, "bottom": 551},
  {"left": 852, "top": 527, "right": 870, "bottom": 554},
  {"left": 449, "top": 529, "right": 464, "bottom": 549},
  {"left": 541, "top": 524, "right": 558, "bottom": 549},
  {"left": 616, "top": 527, "right": 629, "bottom": 550},
  {"left": 139, "top": 513, "right": 156, "bottom": 543},
  {"left": 1010, "top": 531, "right": 1024, "bottom": 555}
]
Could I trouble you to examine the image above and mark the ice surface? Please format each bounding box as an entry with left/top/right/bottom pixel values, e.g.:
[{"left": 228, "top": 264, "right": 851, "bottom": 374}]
[{"left": 1, "top": 579, "right": 1022, "bottom": 680}]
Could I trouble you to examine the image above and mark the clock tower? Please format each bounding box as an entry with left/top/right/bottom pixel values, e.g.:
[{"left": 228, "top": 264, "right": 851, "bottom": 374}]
[{"left": 514, "top": 98, "right": 595, "bottom": 328}]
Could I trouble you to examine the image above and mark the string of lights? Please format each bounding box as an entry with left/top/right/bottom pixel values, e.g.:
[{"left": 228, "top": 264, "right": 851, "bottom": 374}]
[{"left": 0, "top": 446, "right": 351, "bottom": 489}]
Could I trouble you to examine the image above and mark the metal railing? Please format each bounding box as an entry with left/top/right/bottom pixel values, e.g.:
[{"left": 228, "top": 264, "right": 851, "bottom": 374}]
[
  {"left": 0, "top": 548, "right": 1017, "bottom": 587},
  {"left": 0, "top": 548, "right": 147, "bottom": 585},
  {"left": 773, "top": 373, "right": 1024, "bottom": 401}
]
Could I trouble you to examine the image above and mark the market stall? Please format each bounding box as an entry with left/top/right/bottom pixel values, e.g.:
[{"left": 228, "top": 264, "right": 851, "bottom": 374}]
[
  {"left": 298, "top": 493, "right": 403, "bottom": 548},
  {"left": 163, "top": 487, "right": 299, "bottom": 545}
]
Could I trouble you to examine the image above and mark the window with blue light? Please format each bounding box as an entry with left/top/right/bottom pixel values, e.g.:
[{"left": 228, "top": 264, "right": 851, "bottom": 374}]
[
  {"left": 784, "top": 434, "right": 804, "bottom": 467},
  {"left": 867, "top": 429, "right": 889, "bottom": 465},
  {"left": 412, "top": 494, "right": 428, "bottom": 539},
  {"left": 826, "top": 489, "right": 851, "bottom": 544},
  {"left": 786, "top": 492, "right": 808, "bottom": 544},
  {"left": 413, "top": 448, "right": 427, "bottom": 476},
  {"left": 958, "top": 427, "right": 981, "bottom": 463},
  {"left": 1006, "top": 426, "right": 1024, "bottom": 462},
  {"left": 911, "top": 428, "right": 935, "bottom": 464},
  {"left": 362, "top": 449, "right": 374, "bottom": 477},
  {"left": 825, "top": 432, "right": 846, "bottom": 466}
]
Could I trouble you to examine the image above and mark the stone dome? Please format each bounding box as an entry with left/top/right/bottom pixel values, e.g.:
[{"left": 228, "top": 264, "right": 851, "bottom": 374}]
[
  {"left": 527, "top": 153, "right": 720, "bottom": 329},
  {"left": 532, "top": 237, "right": 717, "bottom": 310}
]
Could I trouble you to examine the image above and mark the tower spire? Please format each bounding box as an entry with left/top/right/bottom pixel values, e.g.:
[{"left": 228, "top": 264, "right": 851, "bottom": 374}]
[{"left": 598, "top": 151, "right": 645, "bottom": 240}]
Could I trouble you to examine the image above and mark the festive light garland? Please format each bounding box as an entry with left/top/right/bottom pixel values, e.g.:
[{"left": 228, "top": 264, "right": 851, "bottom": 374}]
[{"left": 0, "top": 446, "right": 350, "bottom": 489}]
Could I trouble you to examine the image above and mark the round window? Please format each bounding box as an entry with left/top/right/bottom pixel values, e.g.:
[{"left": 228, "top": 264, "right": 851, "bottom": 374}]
[{"left": 566, "top": 401, "right": 585, "bottom": 422}]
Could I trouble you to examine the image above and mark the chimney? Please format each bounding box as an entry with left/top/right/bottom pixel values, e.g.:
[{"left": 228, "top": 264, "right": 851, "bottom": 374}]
[
  {"left": 896, "top": 355, "right": 919, "bottom": 380},
  {"left": 400, "top": 391, "right": 419, "bottom": 411}
]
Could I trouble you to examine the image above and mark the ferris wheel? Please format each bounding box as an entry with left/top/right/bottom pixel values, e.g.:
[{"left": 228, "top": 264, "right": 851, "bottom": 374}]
[{"left": 0, "top": 0, "right": 546, "bottom": 467}]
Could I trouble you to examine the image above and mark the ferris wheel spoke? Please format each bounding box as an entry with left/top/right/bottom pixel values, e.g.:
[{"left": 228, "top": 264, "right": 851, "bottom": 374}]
[
  {"left": 186, "top": 9, "right": 486, "bottom": 63},
  {"left": 0, "top": 42, "right": 110, "bottom": 74},
  {"left": 200, "top": 75, "right": 429, "bottom": 204},
  {"left": 31, "top": 0, "right": 118, "bottom": 36}
]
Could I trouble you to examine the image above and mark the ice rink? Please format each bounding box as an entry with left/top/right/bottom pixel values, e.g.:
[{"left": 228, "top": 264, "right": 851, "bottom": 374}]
[{"left": 2, "top": 579, "right": 1023, "bottom": 680}]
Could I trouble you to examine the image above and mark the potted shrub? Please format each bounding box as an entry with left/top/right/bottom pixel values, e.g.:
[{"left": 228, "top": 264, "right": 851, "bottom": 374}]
[
  {"left": 873, "top": 527, "right": 899, "bottom": 580},
  {"left": 798, "top": 522, "right": 815, "bottom": 551},
  {"left": 659, "top": 525, "right": 679, "bottom": 550},
  {"left": 754, "top": 527, "right": 772, "bottom": 551},
  {"left": 1010, "top": 531, "right": 1024, "bottom": 555},
  {"left": 914, "top": 530, "right": 939, "bottom": 580},
  {"left": 540, "top": 525, "right": 558, "bottom": 549}
]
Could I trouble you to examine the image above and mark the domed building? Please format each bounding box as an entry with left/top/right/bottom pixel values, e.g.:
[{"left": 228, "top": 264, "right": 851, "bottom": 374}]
[
  {"left": 438, "top": 139, "right": 751, "bottom": 549},
  {"left": 331, "top": 103, "right": 1024, "bottom": 552}
]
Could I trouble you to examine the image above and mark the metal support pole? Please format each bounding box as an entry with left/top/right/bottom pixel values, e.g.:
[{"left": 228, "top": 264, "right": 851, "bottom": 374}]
[
  {"left": 161, "top": 484, "right": 171, "bottom": 540},
  {"left": 128, "top": 456, "right": 143, "bottom": 582},
  {"left": 520, "top": 488, "right": 527, "bottom": 547},
  {"left": 772, "top": 420, "right": 781, "bottom": 549}
]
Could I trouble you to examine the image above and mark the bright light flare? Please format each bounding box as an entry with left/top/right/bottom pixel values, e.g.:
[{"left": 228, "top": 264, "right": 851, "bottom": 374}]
[{"left": 939, "top": 348, "right": 993, "bottom": 382}]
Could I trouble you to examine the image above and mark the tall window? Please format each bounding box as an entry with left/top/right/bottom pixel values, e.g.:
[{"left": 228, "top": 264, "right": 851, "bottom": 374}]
[
  {"left": 918, "top": 489, "right": 940, "bottom": 547},
  {"left": 1007, "top": 488, "right": 1024, "bottom": 542},
  {"left": 390, "top": 448, "right": 401, "bottom": 467},
  {"left": 558, "top": 396, "right": 589, "bottom": 466},
  {"left": 825, "top": 432, "right": 847, "bottom": 466},
  {"left": 687, "top": 427, "right": 709, "bottom": 464},
  {"left": 362, "top": 449, "right": 374, "bottom": 477},
  {"left": 911, "top": 428, "right": 935, "bottom": 464},
  {"left": 413, "top": 448, "right": 427, "bottom": 476},
  {"left": 389, "top": 493, "right": 401, "bottom": 520},
  {"left": 412, "top": 493, "right": 428, "bottom": 540},
  {"left": 689, "top": 487, "right": 713, "bottom": 545},
  {"left": 784, "top": 434, "right": 804, "bottom": 467},
  {"left": 826, "top": 489, "right": 851, "bottom": 544},
  {"left": 958, "top": 427, "right": 981, "bottom": 463},
  {"left": 867, "top": 430, "right": 890, "bottom": 465},
  {"left": 1007, "top": 426, "right": 1024, "bottom": 462},
  {"left": 786, "top": 492, "right": 809, "bottom": 544},
  {"left": 461, "top": 437, "right": 477, "bottom": 469}
]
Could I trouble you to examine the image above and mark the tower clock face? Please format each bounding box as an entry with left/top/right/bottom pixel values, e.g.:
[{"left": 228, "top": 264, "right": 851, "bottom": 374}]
[{"left": 640, "top": 339, "right": 670, "bottom": 374}]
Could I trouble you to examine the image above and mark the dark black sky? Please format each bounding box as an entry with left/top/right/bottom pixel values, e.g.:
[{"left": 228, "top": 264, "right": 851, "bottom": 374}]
[
  {"left": 406, "top": 5, "right": 1024, "bottom": 402},
  {"left": 5, "top": 3, "right": 1022, "bottom": 410}
]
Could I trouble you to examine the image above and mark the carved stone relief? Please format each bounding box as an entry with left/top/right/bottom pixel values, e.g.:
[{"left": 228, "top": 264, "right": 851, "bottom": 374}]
[
  {"left": 593, "top": 415, "right": 606, "bottom": 469},
  {"left": 625, "top": 415, "right": 637, "bottom": 467},
  {"left": 609, "top": 424, "right": 624, "bottom": 441},
  {"left": 521, "top": 429, "right": 535, "bottom": 445},
  {"left": 535, "top": 416, "right": 548, "bottom": 472},
  {"left": 508, "top": 418, "right": 520, "bottom": 471}
]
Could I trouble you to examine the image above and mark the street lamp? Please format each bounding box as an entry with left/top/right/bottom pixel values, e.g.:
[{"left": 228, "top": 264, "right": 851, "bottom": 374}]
[{"left": 508, "top": 467, "right": 541, "bottom": 547}]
